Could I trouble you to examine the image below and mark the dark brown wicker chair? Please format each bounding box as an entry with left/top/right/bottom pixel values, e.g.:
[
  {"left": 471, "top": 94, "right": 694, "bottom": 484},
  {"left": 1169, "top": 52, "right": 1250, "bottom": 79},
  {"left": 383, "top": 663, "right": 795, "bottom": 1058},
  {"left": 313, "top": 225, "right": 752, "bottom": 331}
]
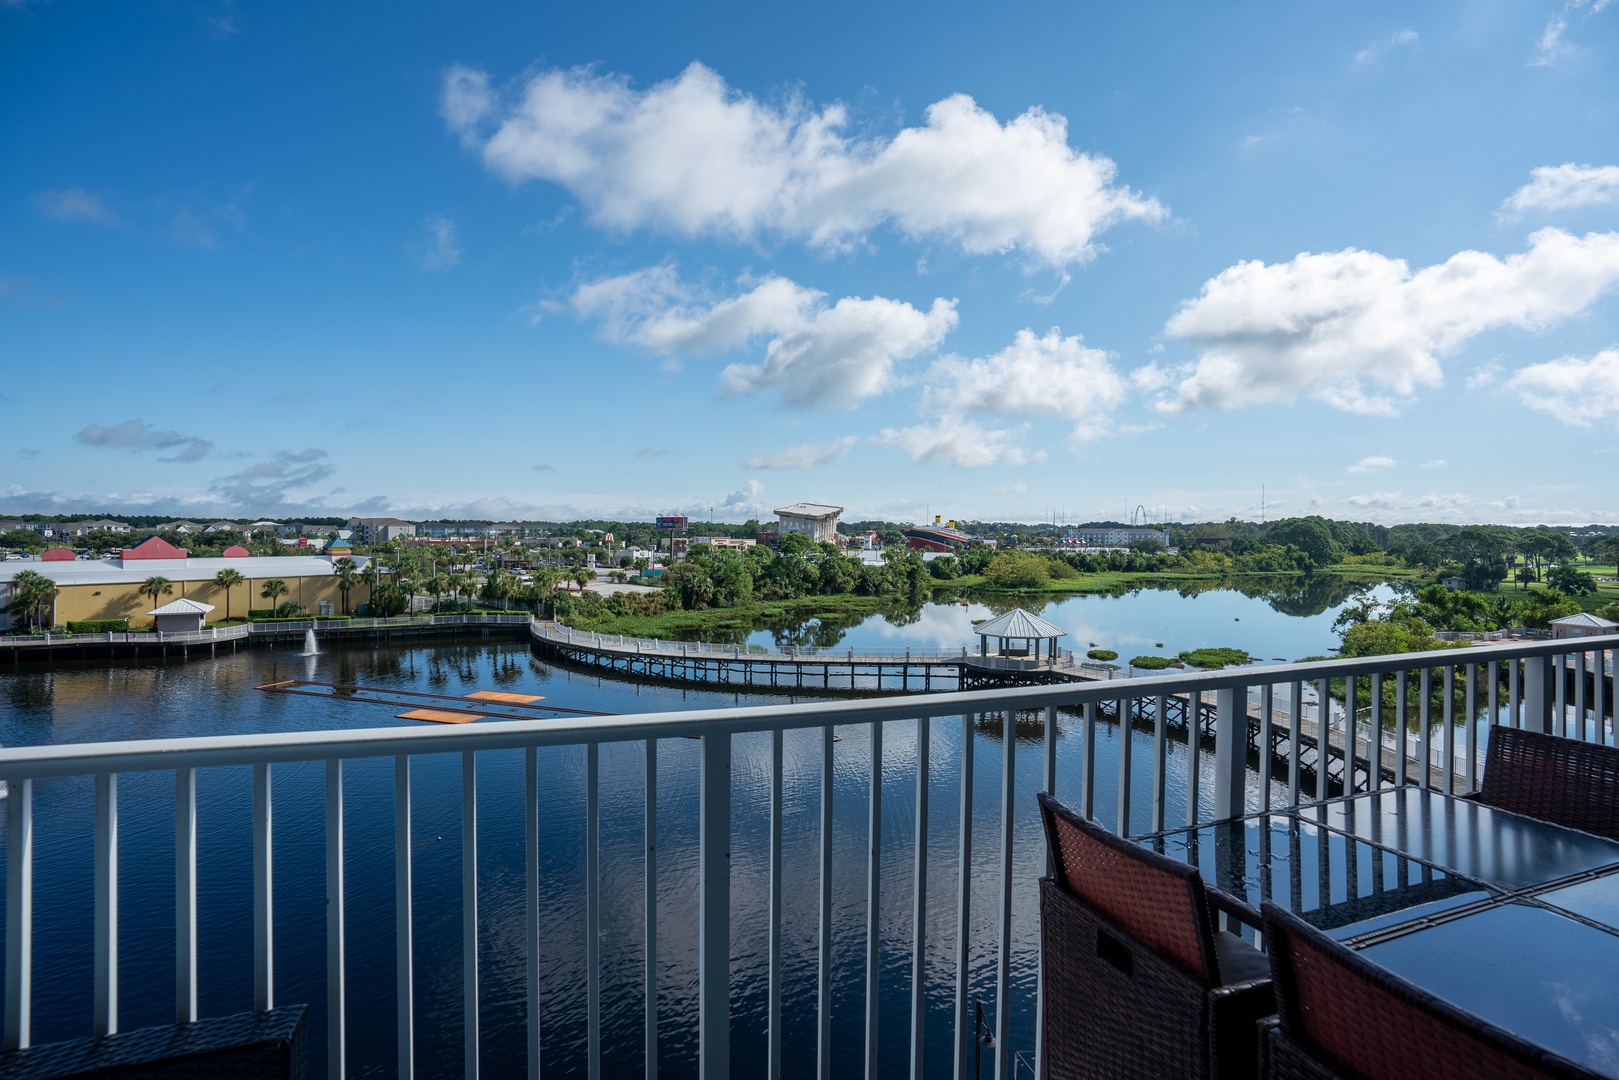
[
  {"left": 1260, "top": 902, "right": 1603, "bottom": 1080},
  {"left": 1466, "top": 726, "right": 1619, "bottom": 841},
  {"left": 1037, "top": 792, "right": 1273, "bottom": 1080}
]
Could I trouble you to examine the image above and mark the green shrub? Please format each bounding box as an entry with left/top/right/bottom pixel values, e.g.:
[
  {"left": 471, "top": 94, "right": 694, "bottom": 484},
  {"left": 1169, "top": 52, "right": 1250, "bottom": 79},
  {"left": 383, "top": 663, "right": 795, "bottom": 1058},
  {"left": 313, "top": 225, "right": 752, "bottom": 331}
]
[
  {"left": 1086, "top": 648, "right": 1118, "bottom": 662},
  {"left": 66, "top": 619, "right": 130, "bottom": 633},
  {"left": 249, "top": 614, "right": 353, "bottom": 624},
  {"left": 1130, "top": 655, "right": 1175, "bottom": 670},
  {"left": 983, "top": 550, "right": 1051, "bottom": 589},
  {"left": 1178, "top": 647, "right": 1252, "bottom": 669}
]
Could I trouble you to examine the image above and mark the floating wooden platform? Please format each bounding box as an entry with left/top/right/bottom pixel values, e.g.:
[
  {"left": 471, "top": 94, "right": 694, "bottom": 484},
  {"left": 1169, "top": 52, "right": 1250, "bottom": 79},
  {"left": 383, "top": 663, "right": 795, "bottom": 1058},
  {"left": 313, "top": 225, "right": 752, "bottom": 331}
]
[
  {"left": 464, "top": 690, "right": 545, "bottom": 705},
  {"left": 397, "top": 708, "right": 482, "bottom": 724},
  {"left": 256, "top": 679, "right": 608, "bottom": 724}
]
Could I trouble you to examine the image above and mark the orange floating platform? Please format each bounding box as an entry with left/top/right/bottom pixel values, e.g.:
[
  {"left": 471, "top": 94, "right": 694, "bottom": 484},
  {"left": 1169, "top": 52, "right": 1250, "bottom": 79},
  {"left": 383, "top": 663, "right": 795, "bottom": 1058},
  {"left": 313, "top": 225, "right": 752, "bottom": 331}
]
[
  {"left": 398, "top": 708, "right": 482, "bottom": 724},
  {"left": 463, "top": 690, "right": 545, "bottom": 705}
]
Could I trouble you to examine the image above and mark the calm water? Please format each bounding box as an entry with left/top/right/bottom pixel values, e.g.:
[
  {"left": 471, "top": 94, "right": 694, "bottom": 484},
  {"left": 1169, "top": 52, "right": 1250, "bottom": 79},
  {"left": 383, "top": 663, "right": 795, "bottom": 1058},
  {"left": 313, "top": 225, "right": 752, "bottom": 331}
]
[
  {"left": 0, "top": 583, "right": 1336, "bottom": 1077},
  {"left": 748, "top": 576, "right": 1396, "bottom": 662}
]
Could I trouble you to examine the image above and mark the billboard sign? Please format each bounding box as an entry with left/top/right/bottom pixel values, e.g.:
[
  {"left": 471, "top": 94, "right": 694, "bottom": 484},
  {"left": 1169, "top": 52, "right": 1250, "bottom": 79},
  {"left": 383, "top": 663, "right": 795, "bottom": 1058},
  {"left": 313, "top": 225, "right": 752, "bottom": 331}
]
[{"left": 657, "top": 516, "right": 688, "bottom": 530}]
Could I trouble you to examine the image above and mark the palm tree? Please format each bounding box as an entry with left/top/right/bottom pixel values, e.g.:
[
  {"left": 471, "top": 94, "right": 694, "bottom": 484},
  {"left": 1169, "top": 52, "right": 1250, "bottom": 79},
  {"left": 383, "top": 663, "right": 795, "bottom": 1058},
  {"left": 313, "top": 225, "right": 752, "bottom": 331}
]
[
  {"left": 260, "top": 579, "right": 289, "bottom": 617},
  {"left": 333, "top": 557, "right": 359, "bottom": 615},
  {"left": 139, "top": 575, "right": 174, "bottom": 610},
  {"left": 213, "top": 568, "right": 244, "bottom": 621},
  {"left": 5, "top": 570, "right": 57, "bottom": 631},
  {"left": 445, "top": 572, "right": 467, "bottom": 611}
]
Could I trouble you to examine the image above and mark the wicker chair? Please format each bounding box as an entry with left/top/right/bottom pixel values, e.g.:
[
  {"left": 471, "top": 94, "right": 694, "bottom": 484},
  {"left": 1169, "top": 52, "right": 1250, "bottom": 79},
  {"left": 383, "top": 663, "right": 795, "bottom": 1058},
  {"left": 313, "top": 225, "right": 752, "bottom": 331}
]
[
  {"left": 1466, "top": 726, "right": 1619, "bottom": 840},
  {"left": 1259, "top": 902, "right": 1602, "bottom": 1080},
  {"left": 1037, "top": 792, "right": 1273, "bottom": 1080}
]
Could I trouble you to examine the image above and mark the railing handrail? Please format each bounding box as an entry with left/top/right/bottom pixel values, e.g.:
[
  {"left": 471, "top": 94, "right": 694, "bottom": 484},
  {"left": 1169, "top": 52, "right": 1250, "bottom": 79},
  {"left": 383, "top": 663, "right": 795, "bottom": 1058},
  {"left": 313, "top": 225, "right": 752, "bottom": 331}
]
[{"left": 4, "top": 630, "right": 1614, "bottom": 780}]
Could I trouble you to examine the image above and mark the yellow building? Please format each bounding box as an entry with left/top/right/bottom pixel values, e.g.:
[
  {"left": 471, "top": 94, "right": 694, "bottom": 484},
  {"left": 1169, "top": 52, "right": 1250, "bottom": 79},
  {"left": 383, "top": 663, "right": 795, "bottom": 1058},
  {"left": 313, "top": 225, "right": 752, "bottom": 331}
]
[{"left": 0, "top": 536, "right": 374, "bottom": 630}]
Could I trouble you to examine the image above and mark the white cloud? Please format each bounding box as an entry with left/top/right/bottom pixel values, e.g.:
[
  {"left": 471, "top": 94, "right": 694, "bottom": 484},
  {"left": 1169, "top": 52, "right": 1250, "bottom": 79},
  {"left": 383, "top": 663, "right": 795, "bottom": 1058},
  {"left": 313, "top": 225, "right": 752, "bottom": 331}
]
[
  {"left": 1532, "top": 0, "right": 1612, "bottom": 66},
  {"left": 444, "top": 61, "right": 1165, "bottom": 267},
  {"left": 570, "top": 266, "right": 957, "bottom": 409},
  {"left": 1501, "top": 164, "right": 1619, "bottom": 218},
  {"left": 1158, "top": 228, "right": 1619, "bottom": 414},
  {"left": 1422, "top": 459, "right": 1448, "bottom": 468},
  {"left": 1355, "top": 29, "right": 1418, "bottom": 64},
  {"left": 1346, "top": 455, "right": 1397, "bottom": 473},
  {"left": 1507, "top": 348, "right": 1619, "bottom": 425},
  {"left": 35, "top": 189, "right": 118, "bottom": 225},
  {"left": 1343, "top": 490, "right": 1474, "bottom": 515},
  {"left": 76, "top": 419, "right": 212, "bottom": 462},
  {"left": 923, "top": 329, "right": 1128, "bottom": 445},
  {"left": 419, "top": 213, "right": 460, "bottom": 270},
  {"left": 744, "top": 436, "right": 858, "bottom": 470},
  {"left": 872, "top": 416, "right": 1042, "bottom": 468}
]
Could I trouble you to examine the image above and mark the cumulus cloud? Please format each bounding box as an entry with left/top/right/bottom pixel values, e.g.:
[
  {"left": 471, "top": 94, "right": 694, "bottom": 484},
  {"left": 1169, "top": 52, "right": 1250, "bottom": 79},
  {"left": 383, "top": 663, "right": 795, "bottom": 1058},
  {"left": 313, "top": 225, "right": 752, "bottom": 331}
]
[
  {"left": 1507, "top": 348, "right": 1619, "bottom": 425},
  {"left": 1158, "top": 228, "right": 1619, "bottom": 415},
  {"left": 1346, "top": 455, "right": 1397, "bottom": 473},
  {"left": 444, "top": 61, "right": 1165, "bottom": 267},
  {"left": 923, "top": 328, "right": 1128, "bottom": 443},
  {"left": 35, "top": 188, "right": 118, "bottom": 225},
  {"left": 76, "top": 419, "right": 213, "bottom": 462},
  {"left": 1501, "top": 164, "right": 1619, "bottom": 219},
  {"left": 570, "top": 265, "right": 957, "bottom": 408},
  {"left": 1355, "top": 29, "right": 1417, "bottom": 64},
  {"left": 419, "top": 213, "right": 461, "bottom": 270},
  {"left": 744, "top": 436, "right": 858, "bottom": 470},
  {"left": 872, "top": 416, "right": 1042, "bottom": 467},
  {"left": 211, "top": 449, "right": 334, "bottom": 507}
]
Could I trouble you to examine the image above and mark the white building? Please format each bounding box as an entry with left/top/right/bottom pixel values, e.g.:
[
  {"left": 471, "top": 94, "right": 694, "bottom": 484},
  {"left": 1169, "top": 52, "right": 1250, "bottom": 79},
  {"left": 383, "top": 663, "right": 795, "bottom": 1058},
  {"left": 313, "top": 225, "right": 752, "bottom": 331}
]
[
  {"left": 148, "top": 597, "right": 214, "bottom": 634},
  {"left": 1550, "top": 612, "right": 1619, "bottom": 640},
  {"left": 1061, "top": 526, "right": 1172, "bottom": 549},
  {"left": 775, "top": 503, "right": 844, "bottom": 544}
]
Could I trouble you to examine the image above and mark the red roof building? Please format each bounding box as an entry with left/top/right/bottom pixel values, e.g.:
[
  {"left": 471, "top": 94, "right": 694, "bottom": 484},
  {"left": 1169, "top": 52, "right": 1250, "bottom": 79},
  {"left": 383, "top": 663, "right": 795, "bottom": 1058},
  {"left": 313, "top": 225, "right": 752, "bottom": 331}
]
[
  {"left": 119, "top": 536, "right": 189, "bottom": 561},
  {"left": 40, "top": 547, "right": 76, "bottom": 562},
  {"left": 222, "top": 545, "right": 250, "bottom": 558}
]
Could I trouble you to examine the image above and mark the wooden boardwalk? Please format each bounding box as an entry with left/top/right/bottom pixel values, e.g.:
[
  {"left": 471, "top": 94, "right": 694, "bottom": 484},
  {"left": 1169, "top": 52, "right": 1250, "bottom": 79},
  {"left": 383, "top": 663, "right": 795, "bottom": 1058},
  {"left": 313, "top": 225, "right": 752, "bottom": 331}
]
[{"left": 530, "top": 620, "right": 1452, "bottom": 793}]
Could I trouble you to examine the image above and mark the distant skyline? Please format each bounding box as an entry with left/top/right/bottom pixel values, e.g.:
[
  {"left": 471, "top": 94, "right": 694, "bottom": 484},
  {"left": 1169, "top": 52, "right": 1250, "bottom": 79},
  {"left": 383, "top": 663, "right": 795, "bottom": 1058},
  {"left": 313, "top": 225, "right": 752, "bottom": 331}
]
[{"left": 3, "top": 2, "right": 1618, "bottom": 526}]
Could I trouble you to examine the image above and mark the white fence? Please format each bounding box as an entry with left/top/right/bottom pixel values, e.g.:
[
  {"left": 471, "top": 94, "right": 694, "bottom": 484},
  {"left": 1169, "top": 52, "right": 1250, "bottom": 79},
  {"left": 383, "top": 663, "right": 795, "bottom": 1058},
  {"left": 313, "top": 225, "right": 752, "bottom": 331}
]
[{"left": 0, "top": 634, "right": 1614, "bottom": 1078}]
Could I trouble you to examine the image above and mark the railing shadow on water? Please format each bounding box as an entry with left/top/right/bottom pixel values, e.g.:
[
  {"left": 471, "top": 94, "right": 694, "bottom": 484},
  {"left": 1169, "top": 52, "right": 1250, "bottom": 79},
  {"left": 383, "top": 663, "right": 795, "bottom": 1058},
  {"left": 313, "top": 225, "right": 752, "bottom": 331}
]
[{"left": 0, "top": 633, "right": 1612, "bottom": 1078}]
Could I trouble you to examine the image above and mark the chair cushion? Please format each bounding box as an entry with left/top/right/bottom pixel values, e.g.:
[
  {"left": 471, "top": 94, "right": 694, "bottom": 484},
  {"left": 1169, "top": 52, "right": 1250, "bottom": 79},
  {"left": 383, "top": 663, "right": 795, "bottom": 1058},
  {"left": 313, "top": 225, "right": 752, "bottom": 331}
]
[{"left": 1213, "top": 931, "right": 1270, "bottom": 985}]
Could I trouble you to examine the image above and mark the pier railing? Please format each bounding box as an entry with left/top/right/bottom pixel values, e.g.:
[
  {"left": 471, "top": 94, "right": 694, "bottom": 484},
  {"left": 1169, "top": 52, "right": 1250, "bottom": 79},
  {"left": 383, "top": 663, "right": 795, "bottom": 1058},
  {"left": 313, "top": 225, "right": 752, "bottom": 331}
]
[
  {"left": 0, "top": 613, "right": 532, "bottom": 649},
  {"left": 0, "top": 634, "right": 1614, "bottom": 1078}
]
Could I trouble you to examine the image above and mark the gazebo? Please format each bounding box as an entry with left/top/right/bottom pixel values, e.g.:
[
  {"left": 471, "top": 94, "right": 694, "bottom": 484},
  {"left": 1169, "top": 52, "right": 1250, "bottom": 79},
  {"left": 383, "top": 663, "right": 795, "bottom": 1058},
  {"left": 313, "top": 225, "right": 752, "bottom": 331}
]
[
  {"left": 148, "top": 597, "right": 214, "bottom": 634},
  {"left": 974, "top": 607, "right": 1067, "bottom": 664}
]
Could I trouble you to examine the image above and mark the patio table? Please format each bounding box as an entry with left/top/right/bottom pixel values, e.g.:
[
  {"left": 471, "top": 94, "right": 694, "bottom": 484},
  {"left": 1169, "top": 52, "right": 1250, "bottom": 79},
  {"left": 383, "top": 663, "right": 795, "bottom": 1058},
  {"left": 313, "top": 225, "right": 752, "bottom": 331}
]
[{"left": 1138, "top": 788, "right": 1619, "bottom": 1077}]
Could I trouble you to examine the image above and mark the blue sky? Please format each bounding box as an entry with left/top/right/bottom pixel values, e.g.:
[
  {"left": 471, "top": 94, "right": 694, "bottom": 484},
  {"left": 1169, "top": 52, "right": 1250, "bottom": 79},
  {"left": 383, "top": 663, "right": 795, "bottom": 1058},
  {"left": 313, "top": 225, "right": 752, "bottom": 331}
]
[{"left": 3, "top": 1, "right": 1618, "bottom": 525}]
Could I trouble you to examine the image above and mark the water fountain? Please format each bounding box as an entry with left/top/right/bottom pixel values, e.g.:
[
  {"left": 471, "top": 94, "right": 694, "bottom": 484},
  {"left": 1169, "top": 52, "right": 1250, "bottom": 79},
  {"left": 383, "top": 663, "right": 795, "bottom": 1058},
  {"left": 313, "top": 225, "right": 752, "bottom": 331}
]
[{"left": 301, "top": 629, "right": 319, "bottom": 656}]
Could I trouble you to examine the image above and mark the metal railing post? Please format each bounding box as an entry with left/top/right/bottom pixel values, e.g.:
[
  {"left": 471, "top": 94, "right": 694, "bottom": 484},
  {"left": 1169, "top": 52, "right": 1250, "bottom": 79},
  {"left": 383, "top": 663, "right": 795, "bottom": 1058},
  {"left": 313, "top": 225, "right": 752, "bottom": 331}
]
[
  {"left": 3, "top": 778, "right": 30, "bottom": 1052},
  {"left": 326, "top": 759, "right": 346, "bottom": 1080},
  {"left": 1523, "top": 653, "right": 1554, "bottom": 734},
  {"left": 699, "top": 733, "right": 730, "bottom": 1080},
  {"left": 175, "top": 768, "right": 197, "bottom": 1025},
  {"left": 93, "top": 773, "right": 117, "bottom": 1037},
  {"left": 1213, "top": 687, "right": 1246, "bottom": 821}
]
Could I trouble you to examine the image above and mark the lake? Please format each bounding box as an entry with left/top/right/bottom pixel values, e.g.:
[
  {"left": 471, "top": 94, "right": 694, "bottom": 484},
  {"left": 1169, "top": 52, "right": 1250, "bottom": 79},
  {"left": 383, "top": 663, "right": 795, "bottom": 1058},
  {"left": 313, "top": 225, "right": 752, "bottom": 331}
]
[
  {"left": 0, "top": 580, "right": 1360, "bottom": 1077},
  {"left": 744, "top": 575, "right": 1397, "bottom": 663}
]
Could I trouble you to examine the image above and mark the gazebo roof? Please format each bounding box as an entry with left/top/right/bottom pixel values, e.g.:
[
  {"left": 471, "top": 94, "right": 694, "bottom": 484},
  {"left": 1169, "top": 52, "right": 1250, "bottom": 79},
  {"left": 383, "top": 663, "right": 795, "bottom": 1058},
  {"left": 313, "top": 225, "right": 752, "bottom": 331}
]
[
  {"left": 974, "top": 607, "right": 1066, "bottom": 639},
  {"left": 147, "top": 597, "right": 215, "bottom": 616}
]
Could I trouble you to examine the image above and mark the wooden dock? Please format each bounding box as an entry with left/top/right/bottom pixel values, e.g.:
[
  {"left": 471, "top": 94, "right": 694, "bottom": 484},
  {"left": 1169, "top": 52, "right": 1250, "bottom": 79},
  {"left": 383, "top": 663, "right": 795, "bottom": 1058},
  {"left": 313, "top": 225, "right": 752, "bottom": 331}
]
[{"left": 528, "top": 620, "right": 1450, "bottom": 794}]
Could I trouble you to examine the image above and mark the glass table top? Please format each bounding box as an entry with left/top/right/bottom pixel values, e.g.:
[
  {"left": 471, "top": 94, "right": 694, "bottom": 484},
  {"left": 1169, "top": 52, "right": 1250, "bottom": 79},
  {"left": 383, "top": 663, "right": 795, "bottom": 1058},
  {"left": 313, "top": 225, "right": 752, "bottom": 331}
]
[
  {"left": 1360, "top": 902, "right": 1619, "bottom": 1077},
  {"left": 1309, "top": 788, "right": 1619, "bottom": 890},
  {"left": 1142, "top": 814, "right": 1490, "bottom": 938}
]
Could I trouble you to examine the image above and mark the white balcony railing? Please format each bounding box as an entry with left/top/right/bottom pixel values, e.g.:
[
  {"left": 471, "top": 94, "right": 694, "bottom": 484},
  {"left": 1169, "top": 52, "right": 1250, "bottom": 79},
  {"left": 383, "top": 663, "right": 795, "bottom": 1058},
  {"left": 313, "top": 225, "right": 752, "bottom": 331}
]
[{"left": 0, "top": 632, "right": 1613, "bottom": 1078}]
